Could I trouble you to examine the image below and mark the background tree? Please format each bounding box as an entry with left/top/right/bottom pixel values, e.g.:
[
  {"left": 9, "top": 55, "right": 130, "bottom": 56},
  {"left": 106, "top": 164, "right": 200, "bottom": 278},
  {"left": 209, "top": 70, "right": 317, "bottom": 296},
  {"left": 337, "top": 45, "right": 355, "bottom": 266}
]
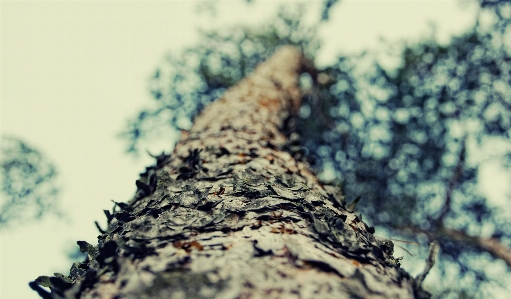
[
  {"left": 0, "top": 136, "right": 61, "bottom": 228},
  {"left": 118, "top": 1, "right": 511, "bottom": 298}
]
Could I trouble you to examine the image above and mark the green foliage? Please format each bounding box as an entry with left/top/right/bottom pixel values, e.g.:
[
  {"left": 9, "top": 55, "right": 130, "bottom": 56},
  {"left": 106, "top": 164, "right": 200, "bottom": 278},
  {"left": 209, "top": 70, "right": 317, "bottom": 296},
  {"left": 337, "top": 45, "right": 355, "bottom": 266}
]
[
  {"left": 308, "top": 3, "right": 511, "bottom": 296},
  {"left": 0, "top": 136, "right": 61, "bottom": 228},
  {"left": 327, "top": 28, "right": 509, "bottom": 227},
  {"left": 320, "top": 0, "right": 340, "bottom": 21}
]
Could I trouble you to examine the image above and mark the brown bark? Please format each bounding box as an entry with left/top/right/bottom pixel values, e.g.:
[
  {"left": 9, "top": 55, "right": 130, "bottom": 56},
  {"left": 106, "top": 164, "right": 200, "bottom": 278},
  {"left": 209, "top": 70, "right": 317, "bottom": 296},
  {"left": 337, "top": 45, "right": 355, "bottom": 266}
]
[{"left": 31, "top": 46, "right": 429, "bottom": 299}]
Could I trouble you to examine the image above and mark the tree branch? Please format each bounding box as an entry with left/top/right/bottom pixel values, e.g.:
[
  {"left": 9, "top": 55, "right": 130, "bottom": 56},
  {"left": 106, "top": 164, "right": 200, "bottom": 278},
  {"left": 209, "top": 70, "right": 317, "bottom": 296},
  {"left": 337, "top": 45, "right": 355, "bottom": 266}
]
[
  {"left": 442, "top": 227, "right": 511, "bottom": 268},
  {"left": 405, "top": 225, "right": 511, "bottom": 268},
  {"left": 435, "top": 137, "right": 466, "bottom": 226}
]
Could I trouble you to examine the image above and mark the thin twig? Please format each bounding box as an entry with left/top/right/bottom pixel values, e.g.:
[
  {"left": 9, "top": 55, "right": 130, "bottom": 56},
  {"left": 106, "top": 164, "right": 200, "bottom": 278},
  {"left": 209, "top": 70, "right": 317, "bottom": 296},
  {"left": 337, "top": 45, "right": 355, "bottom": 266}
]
[{"left": 414, "top": 241, "right": 440, "bottom": 288}]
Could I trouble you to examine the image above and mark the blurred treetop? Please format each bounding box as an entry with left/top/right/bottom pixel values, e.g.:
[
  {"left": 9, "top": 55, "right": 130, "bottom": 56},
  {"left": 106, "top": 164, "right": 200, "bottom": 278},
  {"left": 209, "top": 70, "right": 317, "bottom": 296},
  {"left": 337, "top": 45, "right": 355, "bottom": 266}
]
[{"left": 0, "top": 136, "right": 61, "bottom": 229}]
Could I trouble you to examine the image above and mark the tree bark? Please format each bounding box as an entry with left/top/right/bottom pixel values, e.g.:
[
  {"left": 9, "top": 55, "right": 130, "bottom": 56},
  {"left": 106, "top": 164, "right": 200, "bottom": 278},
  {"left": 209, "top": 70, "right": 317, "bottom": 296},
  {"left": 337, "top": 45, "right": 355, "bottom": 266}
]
[{"left": 32, "top": 46, "right": 429, "bottom": 299}]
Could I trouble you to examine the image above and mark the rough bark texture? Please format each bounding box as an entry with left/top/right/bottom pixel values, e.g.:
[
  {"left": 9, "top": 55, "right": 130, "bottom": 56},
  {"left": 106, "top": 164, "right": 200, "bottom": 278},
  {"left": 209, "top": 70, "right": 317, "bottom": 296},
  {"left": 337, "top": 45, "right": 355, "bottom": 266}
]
[{"left": 32, "top": 46, "right": 429, "bottom": 299}]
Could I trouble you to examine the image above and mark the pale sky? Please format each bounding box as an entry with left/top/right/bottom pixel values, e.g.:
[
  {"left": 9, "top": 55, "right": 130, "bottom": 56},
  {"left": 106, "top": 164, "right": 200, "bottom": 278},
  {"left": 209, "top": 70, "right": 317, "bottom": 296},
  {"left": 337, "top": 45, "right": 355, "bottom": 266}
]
[{"left": 0, "top": 1, "right": 486, "bottom": 298}]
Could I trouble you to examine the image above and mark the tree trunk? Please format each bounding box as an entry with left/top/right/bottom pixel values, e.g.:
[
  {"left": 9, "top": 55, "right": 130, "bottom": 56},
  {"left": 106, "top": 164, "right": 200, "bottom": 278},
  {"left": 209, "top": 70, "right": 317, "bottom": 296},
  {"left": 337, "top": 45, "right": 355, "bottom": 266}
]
[{"left": 31, "top": 46, "right": 429, "bottom": 299}]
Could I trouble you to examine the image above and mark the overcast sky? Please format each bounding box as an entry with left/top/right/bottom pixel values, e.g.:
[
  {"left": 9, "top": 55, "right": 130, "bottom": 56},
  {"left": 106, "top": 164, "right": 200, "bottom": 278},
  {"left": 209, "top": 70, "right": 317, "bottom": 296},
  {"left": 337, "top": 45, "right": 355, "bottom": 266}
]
[{"left": 0, "top": 1, "right": 483, "bottom": 298}]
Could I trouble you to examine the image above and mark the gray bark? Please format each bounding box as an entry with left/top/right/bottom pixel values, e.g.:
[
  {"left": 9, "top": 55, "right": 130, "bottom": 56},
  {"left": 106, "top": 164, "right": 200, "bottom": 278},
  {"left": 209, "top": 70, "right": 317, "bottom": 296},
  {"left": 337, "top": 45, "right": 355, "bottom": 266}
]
[{"left": 31, "top": 46, "right": 429, "bottom": 299}]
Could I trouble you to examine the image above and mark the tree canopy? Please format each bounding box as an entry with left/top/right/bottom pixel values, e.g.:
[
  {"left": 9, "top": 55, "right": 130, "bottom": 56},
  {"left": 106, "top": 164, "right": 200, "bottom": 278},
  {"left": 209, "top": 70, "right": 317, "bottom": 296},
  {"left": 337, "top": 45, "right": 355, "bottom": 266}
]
[
  {"left": 0, "top": 136, "right": 61, "bottom": 228},
  {"left": 118, "top": 1, "right": 511, "bottom": 297}
]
